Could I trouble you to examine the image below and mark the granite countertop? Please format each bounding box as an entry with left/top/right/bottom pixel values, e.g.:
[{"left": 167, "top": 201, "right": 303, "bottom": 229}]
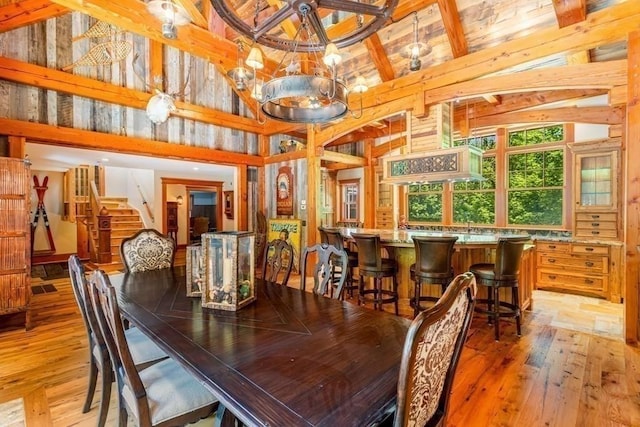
[{"left": 340, "top": 228, "right": 530, "bottom": 245}]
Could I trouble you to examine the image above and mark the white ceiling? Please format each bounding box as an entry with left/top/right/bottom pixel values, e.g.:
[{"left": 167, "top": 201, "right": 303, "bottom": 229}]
[{"left": 25, "top": 142, "right": 234, "bottom": 179}]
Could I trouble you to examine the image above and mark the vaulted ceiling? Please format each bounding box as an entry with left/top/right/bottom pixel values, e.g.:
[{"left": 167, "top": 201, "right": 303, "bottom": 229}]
[{"left": 0, "top": 0, "right": 634, "bottom": 144}]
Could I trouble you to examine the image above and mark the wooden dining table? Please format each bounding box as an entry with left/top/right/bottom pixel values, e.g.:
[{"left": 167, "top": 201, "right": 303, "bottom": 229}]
[{"left": 109, "top": 266, "right": 411, "bottom": 427}]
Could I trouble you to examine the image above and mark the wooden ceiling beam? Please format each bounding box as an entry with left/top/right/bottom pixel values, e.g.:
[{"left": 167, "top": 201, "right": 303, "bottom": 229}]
[
  {"left": 0, "top": 0, "right": 69, "bottom": 32},
  {"left": 364, "top": 33, "right": 395, "bottom": 82},
  {"left": 474, "top": 106, "right": 624, "bottom": 128},
  {"left": 453, "top": 89, "right": 608, "bottom": 121},
  {"left": 552, "top": 0, "right": 589, "bottom": 65},
  {"left": 0, "top": 56, "right": 265, "bottom": 134},
  {"left": 371, "top": 136, "right": 406, "bottom": 158},
  {"left": 0, "top": 118, "right": 263, "bottom": 166},
  {"left": 421, "top": 60, "right": 626, "bottom": 106},
  {"left": 351, "top": 1, "right": 639, "bottom": 112},
  {"left": 320, "top": 150, "right": 366, "bottom": 166},
  {"left": 436, "top": 0, "right": 468, "bottom": 58},
  {"left": 173, "top": 0, "right": 208, "bottom": 29}
]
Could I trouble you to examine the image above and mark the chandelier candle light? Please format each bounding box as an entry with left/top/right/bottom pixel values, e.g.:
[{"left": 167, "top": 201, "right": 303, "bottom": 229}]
[
  {"left": 146, "top": 0, "right": 191, "bottom": 39},
  {"left": 212, "top": 0, "right": 397, "bottom": 123}
]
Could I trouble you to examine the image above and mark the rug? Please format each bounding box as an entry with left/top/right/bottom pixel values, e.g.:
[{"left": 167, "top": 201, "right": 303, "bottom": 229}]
[
  {"left": 31, "top": 284, "right": 58, "bottom": 294},
  {"left": 30, "top": 262, "right": 69, "bottom": 280}
]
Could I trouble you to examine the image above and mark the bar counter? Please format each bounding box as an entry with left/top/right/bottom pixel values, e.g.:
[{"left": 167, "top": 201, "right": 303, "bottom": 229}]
[{"left": 339, "top": 228, "right": 535, "bottom": 313}]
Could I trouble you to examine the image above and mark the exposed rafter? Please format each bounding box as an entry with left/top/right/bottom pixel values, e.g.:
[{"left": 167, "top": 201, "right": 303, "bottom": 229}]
[{"left": 0, "top": 0, "right": 68, "bottom": 32}]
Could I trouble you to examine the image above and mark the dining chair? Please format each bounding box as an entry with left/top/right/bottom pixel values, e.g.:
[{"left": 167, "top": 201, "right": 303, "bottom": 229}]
[
  {"left": 68, "top": 255, "right": 167, "bottom": 427},
  {"left": 262, "top": 238, "right": 294, "bottom": 286},
  {"left": 88, "top": 269, "right": 219, "bottom": 427},
  {"left": 300, "top": 243, "right": 348, "bottom": 299},
  {"left": 470, "top": 236, "right": 530, "bottom": 340},
  {"left": 323, "top": 227, "right": 359, "bottom": 298},
  {"left": 393, "top": 272, "right": 476, "bottom": 427},
  {"left": 120, "top": 228, "right": 176, "bottom": 273}
]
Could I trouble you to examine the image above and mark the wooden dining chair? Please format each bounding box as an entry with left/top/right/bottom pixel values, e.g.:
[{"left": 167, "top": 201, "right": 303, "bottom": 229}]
[
  {"left": 262, "top": 238, "right": 294, "bottom": 286},
  {"left": 299, "top": 243, "right": 348, "bottom": 299},
  {"left": 88, "top": 269, "right": 218, "bottom": 427},
  {"left": 68, "top": 255, "right": 167, "bottom": 427},
  {"left": 120, "top": 228, "right": 176, "bottom": 273},
  {"left": 393, "top": 272, "right": 476, "bottom": 427}
]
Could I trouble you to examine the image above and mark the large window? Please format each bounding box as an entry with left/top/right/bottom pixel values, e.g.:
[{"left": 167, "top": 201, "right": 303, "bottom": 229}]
[
  {"left": 452, "top": 156, "right": 496, "bottom": 224},
  {"left": 507, "top": 125, "right": 565, "bottom": 226},
  {"left": 340, "top": 180, "right": 359, "bottom": 221},
  {"left": 407, "top": 183, "right": 443, "bottom": 223}
]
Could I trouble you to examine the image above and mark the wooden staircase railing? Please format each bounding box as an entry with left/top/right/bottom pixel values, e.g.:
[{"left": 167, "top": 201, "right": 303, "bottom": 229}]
[{"left": 89, "top": 181, "right": 112, "bottom": 263}]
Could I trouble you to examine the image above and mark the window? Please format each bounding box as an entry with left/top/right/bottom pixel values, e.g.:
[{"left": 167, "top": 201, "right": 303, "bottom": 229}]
[
  {"left": 407, "top": 183, "right": 443, "bottom": 223},
  {"left": 507, "top": 125, "right": 565, "bottom": 226},
  {"left": 452, "top": 156, "right": 496, "bottom": 225},
  {"left": 340, "top": 180, "right": 359, "bottom": 221}
]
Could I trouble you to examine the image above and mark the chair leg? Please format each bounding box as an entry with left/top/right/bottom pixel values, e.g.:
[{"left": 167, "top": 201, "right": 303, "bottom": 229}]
[
  {"left": 513, "top": 286, "right": 522, "bottom": 337},
  {"left": 493, "top": 286, "right": 501, "bottom": 341},
  {"left": 119, "top": 404, "right": 128, "bottom": 427},
  {"left": 374, "top": 278, "right": 381, "bottom": 311},
  {"left": 98, "top": 362, "right": 113, "bottom": 427},
  {"left": 83, "top": 357, "right": 98, "bottom": 413},
  {"left": 358, "top": 275, "right": 365, "bottom": 305},
  {"left": 393, "top": 275, "right": 399, "bottom": 316},
  {"left": 413, "top": 280, "right": 421, "bottom": 317}
]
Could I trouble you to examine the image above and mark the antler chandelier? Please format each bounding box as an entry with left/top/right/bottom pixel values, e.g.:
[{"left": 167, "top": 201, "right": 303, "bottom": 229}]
[{"left": 212, "top": 0, "right": 398, "bottom": 123}]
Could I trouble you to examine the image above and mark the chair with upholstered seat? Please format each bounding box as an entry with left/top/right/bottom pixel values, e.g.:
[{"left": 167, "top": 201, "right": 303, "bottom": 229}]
[
  {"left": 393, "top": 272, "right": 476, "bottom": 427},
  {"left": 300, "top": 243, "right": 348, "bottom": 299},
  {"left": 120, "top": 229, "right": 176, "bottom": 273},
  {"left": 88, "top": 269, "right": 218, "bottom": 427},
  {"left": 352, "top": 233, "right": 399, "bottom": 314},
  {"left": 469, "top": 236, "right": 530, "bottom": 340},
  {"left": 323, "top": 227, "right": 359, "bottom": 298},
  {"left": 262, "top": 238, "right": 294, "bottom": 286},
  {"left": 68, "top": 255, "right": 168, "bottom": 427},
  {"left": 409, "top": 235, "right": 458, "bottom": 317}
]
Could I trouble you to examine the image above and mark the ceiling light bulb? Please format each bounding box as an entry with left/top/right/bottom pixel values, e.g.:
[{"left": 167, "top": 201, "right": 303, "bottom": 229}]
[
  {"left": 323, "top": 43, "right": 342, "bottom": 67},
  {"left": 246, "top": 46, "right": 264, "bottom": 70},
  {"left": 351, "top": 75, "right": 368, "bottom": 94},
  {"left": 409, "top": 56, "right": 422, "bottom": 72}
]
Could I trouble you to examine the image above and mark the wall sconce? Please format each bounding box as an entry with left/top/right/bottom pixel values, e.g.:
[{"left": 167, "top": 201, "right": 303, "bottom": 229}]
[{"left": 176, "top": 195, "right": 183, "bottom": 205}]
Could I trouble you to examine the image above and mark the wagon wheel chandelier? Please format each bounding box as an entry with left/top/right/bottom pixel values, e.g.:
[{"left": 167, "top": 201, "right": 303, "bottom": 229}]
[{"left": 211, "top": 0, "right": 398, "bottom": 123}]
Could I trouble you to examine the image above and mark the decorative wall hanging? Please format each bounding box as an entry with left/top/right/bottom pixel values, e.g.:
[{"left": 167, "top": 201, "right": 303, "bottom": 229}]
[
  {"left": 276, "top": 166, "right": 294, "bottom": 216},
  {"left": 31, "top": 175, "right": 56, "bottom": 254},
  {"left": 62, "top": 21, "right": 132, "bottom": 71},
  {"left": 267, "top": 218, "right": 301, "bottom": 274}
]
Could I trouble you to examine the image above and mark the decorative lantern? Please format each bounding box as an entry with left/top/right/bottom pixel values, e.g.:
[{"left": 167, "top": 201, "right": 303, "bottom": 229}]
[
  {"left": 201, "top": 231, "right": 255, "bottom": 311},
  {"left": 186, "top": 244, "right": 204, "bottom": 297}
]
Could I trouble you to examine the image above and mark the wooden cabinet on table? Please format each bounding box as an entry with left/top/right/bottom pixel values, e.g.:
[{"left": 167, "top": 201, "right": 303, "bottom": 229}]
[
  {"left": 535, "top": 240, "right": 623, "bottom": 302},
  {"left": 375, "top": 169, "right": 393, "bottom": 229},
  {"left": 0, "top": 157, "right": 31, "bottom": 329},
  {"left": 165, "top": 201, "right": 178, "bottom": 241},
  {"left": 570, "top": 139, "right": 621, "bottom": 241}
]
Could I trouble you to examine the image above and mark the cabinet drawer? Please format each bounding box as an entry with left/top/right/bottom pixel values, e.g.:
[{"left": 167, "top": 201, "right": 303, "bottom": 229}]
[
  {"left": 535, "top": 241, "right": 570, "bottom": 253},
  {"left": 574, "top": 228, "right": 618, "bottom": 239},
  {"left": 537, "top": 270, "right": 607, "bottom": 293},
  {"left": 536, "top": 253, "right": 608, "bottom": 273},
  {"left": 576, "top": 212, "right": 617, "bottom": 222},
  {"left": 575, "top": 220, "right": 617, "bottom": 231},
  {"left": 571, "top": 244, "right": 609, "bottom": 255}
]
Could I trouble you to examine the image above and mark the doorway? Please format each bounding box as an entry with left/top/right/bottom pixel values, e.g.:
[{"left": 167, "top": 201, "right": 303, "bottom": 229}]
[{"left": 188, "top": 189, "right": 218, "bottom": 242}]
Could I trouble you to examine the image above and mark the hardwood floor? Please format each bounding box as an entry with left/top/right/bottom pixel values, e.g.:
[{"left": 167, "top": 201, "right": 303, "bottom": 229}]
[{"left": 1, "top": 262, "right": 638, "bottom": 426}]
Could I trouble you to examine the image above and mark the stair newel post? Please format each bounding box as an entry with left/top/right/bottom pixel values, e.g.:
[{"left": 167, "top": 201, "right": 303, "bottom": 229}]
[{"left": 97, "top": 206, "right": 112, "bottom": 264}]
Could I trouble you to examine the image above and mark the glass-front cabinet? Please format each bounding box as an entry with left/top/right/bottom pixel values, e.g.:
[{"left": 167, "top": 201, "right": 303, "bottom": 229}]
[
  {"left": 571, "top": 140, "right": 620, "bottom": 240},
  {"left": 375, "top": 169, "right": 393, "bottom": 229}
]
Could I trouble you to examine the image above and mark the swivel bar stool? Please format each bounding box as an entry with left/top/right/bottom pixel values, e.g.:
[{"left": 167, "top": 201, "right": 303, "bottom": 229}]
[
  {"left": 352, "top": 233, "right": 399, "bottom": 314},
  {"left": 469, "top": 236, "right": 530, "bottom": 340},
  {"left": 410, "top": 235, "right": 458, "bottom": 317}
]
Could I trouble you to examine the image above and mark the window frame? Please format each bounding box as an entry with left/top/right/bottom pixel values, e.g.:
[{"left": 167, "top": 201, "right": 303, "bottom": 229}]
[{"left": 339, "top": 179, "right": 360, "bottom": 222}]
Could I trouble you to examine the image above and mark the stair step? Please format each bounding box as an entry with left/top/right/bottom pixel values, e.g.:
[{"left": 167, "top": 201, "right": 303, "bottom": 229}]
[
  {"left": 110, "top": 215, "right": 141, "bottom": 222},
  {"left": 108, "top": 209, "right": 138, "bottom": 216}
]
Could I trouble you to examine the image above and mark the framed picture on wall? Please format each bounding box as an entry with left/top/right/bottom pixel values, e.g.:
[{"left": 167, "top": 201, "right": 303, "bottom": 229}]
[{"left": 224, "top": 191, "right": 233, "bottom": 219}]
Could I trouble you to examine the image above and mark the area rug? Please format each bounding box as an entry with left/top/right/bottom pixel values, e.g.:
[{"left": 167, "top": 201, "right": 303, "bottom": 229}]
[
  {"left": 30, "top": 262, "right": 69, "bottom": 280},
  {"left": 31, "top": 284, "right": 58, "bottom": 294}
]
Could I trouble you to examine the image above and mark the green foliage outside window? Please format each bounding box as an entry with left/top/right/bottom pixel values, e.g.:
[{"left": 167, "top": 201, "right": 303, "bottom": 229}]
[
  {"left": 408, "top": 183, "right": 443, "bottom": 222},
  {"left": 508, "top": 125, "right": 564, "bottom": 147},
  {"left": 454, "top": 134, "right": 496, "bottom": 151},
  {"left": 508, "top": 149, "right": 564, "bottom": 225},
  {"left": 453, "top": 156, "right": 496, "bottom": 224}
]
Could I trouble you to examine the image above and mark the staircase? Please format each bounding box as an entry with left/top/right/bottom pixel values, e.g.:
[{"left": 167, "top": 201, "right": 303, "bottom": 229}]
[{"left": 90, "top": 197, "right": 144, "bottom": 266}]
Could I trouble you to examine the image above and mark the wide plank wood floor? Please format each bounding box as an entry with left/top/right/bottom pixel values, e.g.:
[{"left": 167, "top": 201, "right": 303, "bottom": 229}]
[{"left": 1, "top": 258, "right": 639, "bottom": 426}]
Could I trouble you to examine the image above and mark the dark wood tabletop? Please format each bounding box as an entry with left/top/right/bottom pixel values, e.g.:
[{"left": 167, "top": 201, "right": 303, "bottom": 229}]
[{"left": 109, "top": 267, "right": 411, "bottom": 427}]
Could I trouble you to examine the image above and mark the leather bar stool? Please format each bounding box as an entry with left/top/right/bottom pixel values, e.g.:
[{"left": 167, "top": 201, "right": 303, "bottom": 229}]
[
  {"left": 409, "top": 235, "right": 458, "bottom": 317},
  {"left": 323, "top": 227, "right": 359, "bottom": 298},
  {"left": 469, "top": 236, "right": 530, "bottom": 341},
  {"left": 352, "top": 233, "right": 399, "bottom": 314}
]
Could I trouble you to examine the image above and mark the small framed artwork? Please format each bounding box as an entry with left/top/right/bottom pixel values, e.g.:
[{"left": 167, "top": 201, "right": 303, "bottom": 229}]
[{"left": 224, "top": 191, "right": 234, "bottom": 219}]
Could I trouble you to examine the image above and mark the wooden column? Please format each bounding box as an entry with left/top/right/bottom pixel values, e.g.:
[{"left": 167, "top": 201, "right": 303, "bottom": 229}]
[
  {"left": 258, "top": 135, "right": 269, "bottom": 216},
  {"left": 495, "top": 128, "right": 507, "bottom": 227},
  {"left": 8, "top": 135, "right": 25, "bottom": 158},
  {"left": 363, "top": 138, "right": 375, "bottom": 228},
  {"left": 306, "top": 125, "right": 321, "bottom": 247},
  {"left": 97, "top": 207, "right": 112, "bottom": 264},
  {"left": 625, "top": 30, "right": 640, "bottom": 344},
  {"left": 237, "top": 164, "right": 248, "bottom": 231}
]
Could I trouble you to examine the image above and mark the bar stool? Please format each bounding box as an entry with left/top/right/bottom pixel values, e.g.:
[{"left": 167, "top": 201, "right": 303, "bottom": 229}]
[
  {"left": 352, "top": 233, "right": 399, "bottom": 314},
  {"left": 409, "top": 235, "right": 458, "bottom": 317},
  {"left": 323, "top": 227, "right": 359, "bottom": 298},
  {"left": 469, "top": 236, "right": 530, "bottom": 341}
]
